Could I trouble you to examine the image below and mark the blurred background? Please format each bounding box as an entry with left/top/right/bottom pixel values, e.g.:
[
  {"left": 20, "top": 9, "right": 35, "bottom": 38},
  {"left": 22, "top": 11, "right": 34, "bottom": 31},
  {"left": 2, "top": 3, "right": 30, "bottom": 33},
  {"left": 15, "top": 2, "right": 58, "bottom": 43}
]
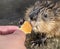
[{"left": 0, "top": 0, "right": 37, "bottom": 25}]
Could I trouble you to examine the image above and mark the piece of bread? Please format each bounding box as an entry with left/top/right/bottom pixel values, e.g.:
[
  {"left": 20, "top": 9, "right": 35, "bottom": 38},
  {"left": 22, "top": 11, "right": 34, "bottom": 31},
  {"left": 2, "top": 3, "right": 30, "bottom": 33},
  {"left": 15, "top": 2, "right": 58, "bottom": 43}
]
[{"left": 19, "top": 21, "right": 32, "bottom": 34}]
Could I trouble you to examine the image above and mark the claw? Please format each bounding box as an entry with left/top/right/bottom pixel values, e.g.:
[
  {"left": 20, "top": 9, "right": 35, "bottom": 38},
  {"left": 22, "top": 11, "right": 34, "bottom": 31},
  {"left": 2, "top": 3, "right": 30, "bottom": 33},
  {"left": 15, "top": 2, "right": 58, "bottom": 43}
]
[{"left": 30, "top": 33, "right": 47, "bottom": 47}]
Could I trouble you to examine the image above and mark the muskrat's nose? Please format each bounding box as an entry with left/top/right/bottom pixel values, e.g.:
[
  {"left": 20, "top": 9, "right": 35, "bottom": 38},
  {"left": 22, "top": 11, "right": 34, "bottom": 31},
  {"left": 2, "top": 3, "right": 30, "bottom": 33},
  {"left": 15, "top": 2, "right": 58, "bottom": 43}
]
[
  {"left": 30, "top": 14, "right": 37, "bottom": 21},
  {"left": 30, "top": 15, "right": 34, "bottom": 20},
  {"left": 44, "top": 14, "right": 48, "bottom": 18}
]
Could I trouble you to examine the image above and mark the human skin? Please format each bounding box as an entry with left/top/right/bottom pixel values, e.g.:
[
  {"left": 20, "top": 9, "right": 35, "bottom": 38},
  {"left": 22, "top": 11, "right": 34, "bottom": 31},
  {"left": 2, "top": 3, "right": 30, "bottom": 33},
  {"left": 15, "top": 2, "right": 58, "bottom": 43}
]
[{"left": 0, "top": 26, "right": 26, "bottom": 49}]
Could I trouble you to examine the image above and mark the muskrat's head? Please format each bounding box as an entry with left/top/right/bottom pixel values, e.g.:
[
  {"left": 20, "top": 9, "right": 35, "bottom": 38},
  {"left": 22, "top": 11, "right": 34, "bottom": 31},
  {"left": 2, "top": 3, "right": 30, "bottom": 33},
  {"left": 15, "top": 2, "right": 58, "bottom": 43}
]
[{"left": 24, "top": 0, "right": 60, "bottom": 34}]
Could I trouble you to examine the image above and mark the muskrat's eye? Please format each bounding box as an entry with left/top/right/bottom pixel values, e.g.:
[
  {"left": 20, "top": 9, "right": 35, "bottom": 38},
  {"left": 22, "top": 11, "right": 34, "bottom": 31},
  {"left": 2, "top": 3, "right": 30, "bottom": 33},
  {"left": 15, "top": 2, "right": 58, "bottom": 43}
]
[{"left": 42, "top": 14, "right": 49, "bottom": 21}]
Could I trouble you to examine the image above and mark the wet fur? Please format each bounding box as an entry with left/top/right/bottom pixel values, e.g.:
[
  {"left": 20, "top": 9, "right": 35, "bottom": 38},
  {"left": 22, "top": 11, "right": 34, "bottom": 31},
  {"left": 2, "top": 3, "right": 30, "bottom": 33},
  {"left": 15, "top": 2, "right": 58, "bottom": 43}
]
[{"left": 25, "top": 0, "right": 60, "bottom": 37}]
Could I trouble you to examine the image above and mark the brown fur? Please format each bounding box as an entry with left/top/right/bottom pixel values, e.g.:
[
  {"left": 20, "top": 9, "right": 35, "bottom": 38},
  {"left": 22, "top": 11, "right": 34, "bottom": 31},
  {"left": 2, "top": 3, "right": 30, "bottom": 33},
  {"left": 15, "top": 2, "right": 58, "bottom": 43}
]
[{"left": 25, "top": 0, "right": 60, "bottom": 37}]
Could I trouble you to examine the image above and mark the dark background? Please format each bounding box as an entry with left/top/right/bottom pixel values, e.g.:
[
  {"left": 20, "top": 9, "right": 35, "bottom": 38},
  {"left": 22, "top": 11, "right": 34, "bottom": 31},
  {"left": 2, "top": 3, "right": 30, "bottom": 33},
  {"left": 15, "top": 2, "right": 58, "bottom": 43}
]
[{"left": 0, "top": 0, "right": 37, "bottom": 25}]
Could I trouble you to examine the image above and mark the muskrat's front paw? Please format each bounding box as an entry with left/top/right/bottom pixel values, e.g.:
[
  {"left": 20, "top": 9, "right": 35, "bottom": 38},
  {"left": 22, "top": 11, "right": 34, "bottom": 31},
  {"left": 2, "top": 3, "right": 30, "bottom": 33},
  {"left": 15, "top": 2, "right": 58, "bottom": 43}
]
[{"left": 30, "top": 33, "right": 47, "bottom": 48}]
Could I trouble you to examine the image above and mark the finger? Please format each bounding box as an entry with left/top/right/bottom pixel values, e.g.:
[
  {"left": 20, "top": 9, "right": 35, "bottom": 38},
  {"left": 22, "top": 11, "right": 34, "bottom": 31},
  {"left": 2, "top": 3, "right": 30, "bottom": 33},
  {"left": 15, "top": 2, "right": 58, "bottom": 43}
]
[
  {"left": 13, "top": 30, "right": 26, "bottom": 42},
  {"left": 0, "top": 26, "right": 19, "bottom": 35},
  {"left": 2, "top": 30, "right": 26, "bottom": 43},
  {"left": 0, "top": 26, "right": 26, "bottom": 42}
]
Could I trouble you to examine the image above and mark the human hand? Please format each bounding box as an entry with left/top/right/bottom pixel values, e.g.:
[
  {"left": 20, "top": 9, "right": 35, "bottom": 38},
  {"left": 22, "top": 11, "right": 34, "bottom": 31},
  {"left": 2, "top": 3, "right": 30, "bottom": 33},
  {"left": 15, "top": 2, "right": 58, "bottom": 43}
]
[{"left": 0, "top": 26, "right": 26, "bottom": 49}]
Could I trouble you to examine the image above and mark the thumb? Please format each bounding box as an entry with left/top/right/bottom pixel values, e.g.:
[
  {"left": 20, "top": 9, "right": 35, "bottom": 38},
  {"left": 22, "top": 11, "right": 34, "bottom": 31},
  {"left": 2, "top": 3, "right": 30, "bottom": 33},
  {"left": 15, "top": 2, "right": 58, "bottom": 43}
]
[{"left": 12, "top": 30, "right": 26, "bottom": 42}]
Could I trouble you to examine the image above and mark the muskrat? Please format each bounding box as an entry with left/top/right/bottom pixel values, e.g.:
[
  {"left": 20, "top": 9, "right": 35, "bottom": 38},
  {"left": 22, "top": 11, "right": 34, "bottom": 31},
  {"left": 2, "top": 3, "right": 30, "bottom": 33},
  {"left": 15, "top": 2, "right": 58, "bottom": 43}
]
[{"left": 25, "top": 0, "right": 60, "bottom": 38}]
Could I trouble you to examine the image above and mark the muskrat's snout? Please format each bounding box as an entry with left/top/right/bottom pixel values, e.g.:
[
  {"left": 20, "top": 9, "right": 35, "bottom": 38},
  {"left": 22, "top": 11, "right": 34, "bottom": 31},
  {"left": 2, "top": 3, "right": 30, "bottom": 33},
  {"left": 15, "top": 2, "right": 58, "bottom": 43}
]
[
  {"left": 44, "top": 14, "right": 48, "bottom": 18},
  {"left": 29, "top": 13, "right": 37, "bottom": 21}
]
